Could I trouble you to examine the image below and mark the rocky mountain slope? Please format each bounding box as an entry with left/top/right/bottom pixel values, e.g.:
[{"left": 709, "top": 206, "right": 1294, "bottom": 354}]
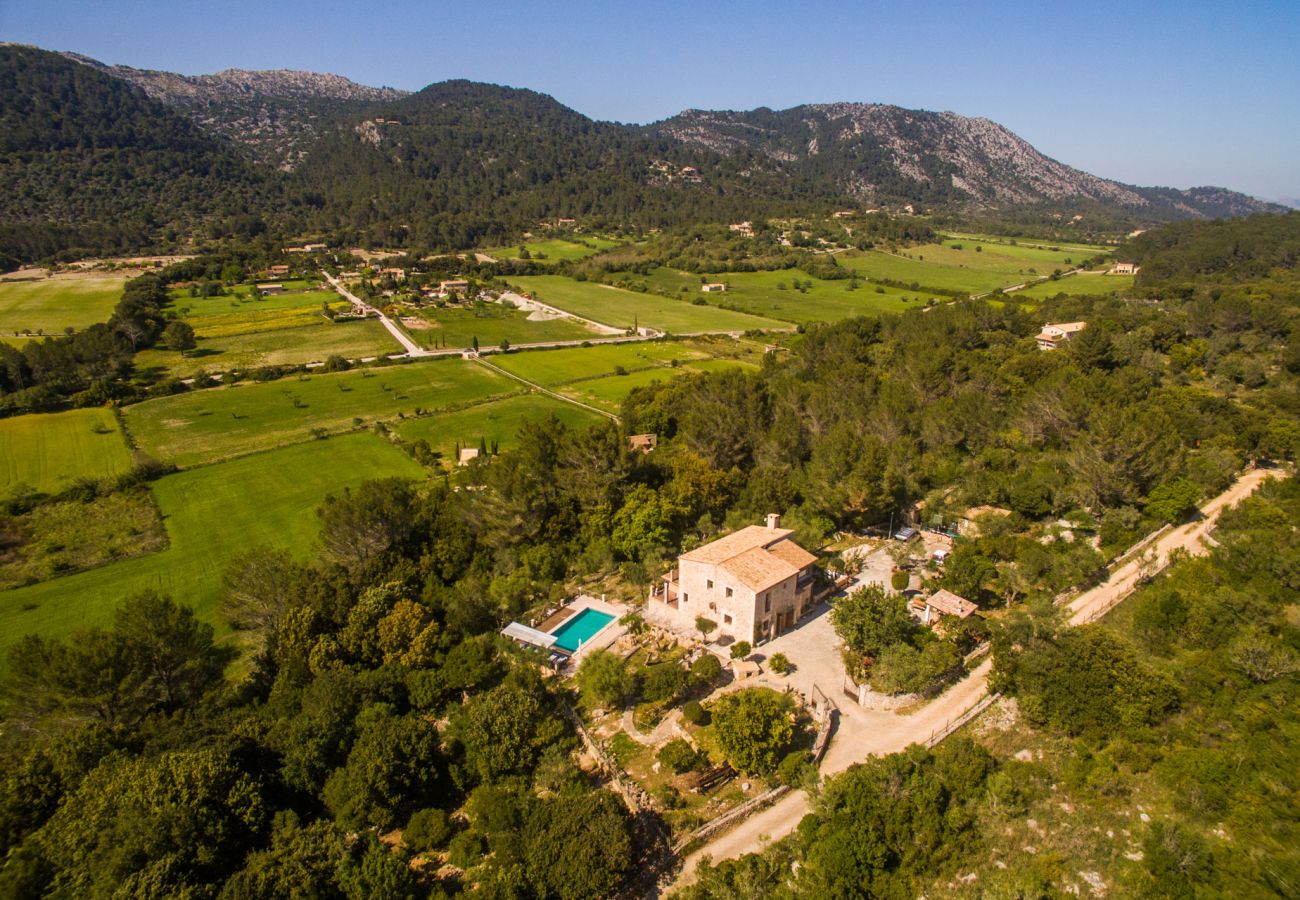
[
  {"left": 652, "top": 104, "right": 1281, "bottom": 219},
  {"left": 62, "top": 52, "right": 407, "bottom": 168}
]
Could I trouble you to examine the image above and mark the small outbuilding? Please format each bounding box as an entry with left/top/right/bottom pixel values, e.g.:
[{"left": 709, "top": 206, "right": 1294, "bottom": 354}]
[
  {"left": 910, "top": 589, "right": 979, "bottom": 626},
  {"left": 629, "top": 433, "right": 658, "bottom": 453},
  {"left": 701, "top": 283, "right": 727, "bottom": 293}
]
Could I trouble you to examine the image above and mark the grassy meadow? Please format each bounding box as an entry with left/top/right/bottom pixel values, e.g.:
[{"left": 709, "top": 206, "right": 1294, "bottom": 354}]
[
  {"left": 555, "top": 357, "right": 759, "bottom": 413},
  {"left": 396, "top": 393, "right": 606, "bottom": 458},
  {"left": 491, "top": 341, "right": 707, "bottom": 386},
  {"left": 610, "top": 267, "right": 920, "bottom": 323},
  {"left": 486, "top": 236, "right": 626, "bottom": 261},
  {"left": 134, "top": 319, "right": 401, "bottom": 379},
  {"left": 505, "top": 276, "right": 785, "bottom": 333},
  {"left": 0, "top": 274, "right": 127, "bottom": 335},
  {"left": 0, "top": 433, "right": 426, "bottom": 663},
  {"left": 406, "top": 304, "right": 598, "bottom": 350},
  {"left": 838, "top": 239, "right": 1105, "bottom": 295},
  {"left": 0, "top": 408, "right": 135, "bottom": 495},
  {"left": 125, "top": 358, "right": 514, "bottom": 467},
  {"left": 1012, "top": 272, "right": 1135, "bottom": 299}
]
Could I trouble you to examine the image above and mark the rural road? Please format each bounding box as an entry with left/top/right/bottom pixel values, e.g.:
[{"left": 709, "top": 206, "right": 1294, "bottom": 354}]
[
  {"left": 323, "top": 272, "right": 430, "bottom": 357},
  {"left": 669, "top": 466, "right": 1282, "bottom": 891}
]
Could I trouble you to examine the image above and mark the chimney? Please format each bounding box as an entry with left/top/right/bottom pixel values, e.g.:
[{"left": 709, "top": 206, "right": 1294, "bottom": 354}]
[{"left": 766, "top": 513, "right": 781, "bottom": 530}]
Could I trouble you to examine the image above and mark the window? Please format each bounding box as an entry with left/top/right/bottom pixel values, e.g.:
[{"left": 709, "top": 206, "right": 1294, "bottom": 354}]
[
  {"left": 763, "top": 594, "right": 771, "bottom": 613},
  {"left": 707, "top": 579, "right": 713, "bottom": 589},
  {"left": 723, "top": 614, "right": 732, "bottom": 625},
  {"left": 725, "top": 587, "right": 733, "bottom": 598},
  {"left": 682, "top": 593, "right": 688, "bottom": 603}
]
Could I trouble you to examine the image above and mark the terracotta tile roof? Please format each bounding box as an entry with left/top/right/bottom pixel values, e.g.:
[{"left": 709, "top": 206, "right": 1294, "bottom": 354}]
[
  {"left": 680, "top": 525, "right": 793, "bottom": 565},
  {"left": 927, "top": 589, "right": 979, "bottom": 619},
  {"left": 766, "top": 539, "right": 817, "bottom": 571},
  {"left": 680, "top": 525, "right": 815, "bottom": 592},
  {"left": 723, "top": 546, "right": 799, "bottom": 592}
]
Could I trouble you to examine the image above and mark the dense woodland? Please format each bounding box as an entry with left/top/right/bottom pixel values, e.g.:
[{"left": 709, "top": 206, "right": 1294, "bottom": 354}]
[{"left": 0, "top": 212, "right": 1297, "bottom": 895}]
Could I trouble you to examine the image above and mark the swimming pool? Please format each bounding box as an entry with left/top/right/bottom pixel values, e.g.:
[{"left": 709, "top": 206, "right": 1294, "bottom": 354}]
[{"left": 549, "top": 608, "right": 616, "bottom": 653}]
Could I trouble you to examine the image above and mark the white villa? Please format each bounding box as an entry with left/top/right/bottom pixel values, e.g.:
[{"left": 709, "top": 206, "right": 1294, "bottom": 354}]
[
  {"left": 648, "top": 515, "right": 817, "bottom": 645},
  {"left": 1036, "top": 321, "right": 1087, "bottom": 350}
]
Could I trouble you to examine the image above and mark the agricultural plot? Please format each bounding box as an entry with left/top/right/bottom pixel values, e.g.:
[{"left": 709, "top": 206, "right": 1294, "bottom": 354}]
[
  {"left": 838, "top": 242, "right": 1090, "bottom": 295},
  {"left": 172, "top": 292, "right": 347, "bottom": 339},
  {"left": 406, "top": 303, "right": 598, "bottom": 350},
  {"left": 133, "top": 319, "right": 401, "bottom": 379},
  {"left": 487, "top": 236, "right": 626, "bottom": 261},
  {"left": 491, "top": 341, "right": 708, "bottom": 386},
  {"left": 0, "top": 408, "right": 135, "bottom": 495},
  {"left": 396, "top": 394, "right": 606, "bottom": 460},
  {"left": 505, "top": 276, "right": 785, "bottom": 333},
  {"left": 0, "top": 273, "right": 126, "bottom": 335},
  {"left": 1012, "top": 273, "right": 1135, "bottom": 299},
  {"left": 942, "top": 232, "right": 1114, "bottom": 256},
  {"left": 125, "top": 358, "right": 514, "bottom": 467},
  {"left": 612, "top": 267, "right": 917, "bottom": 323},
  {"left": 557, "top": 357, "right": 758, "bottom": 413},
  {"left": 0, "top": 433, "right": 425, "bottom": 663}
]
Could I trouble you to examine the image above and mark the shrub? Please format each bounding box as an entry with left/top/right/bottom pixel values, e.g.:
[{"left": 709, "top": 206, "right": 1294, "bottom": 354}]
[
  {"left": 642, "top": 663, "right": 688, "bottom": 704},
  {"left": 403, "top": 808, "right": 452, "bottom": 851},
  {"left": 681, "top": 700, "right": 710, "bottom": 726},
  {"left": 777, "top": 750, "right": 813, "bottom": 787},
  {"left": 689, "top": 653, "right": 722, "bottom": 689},
  {"left": 768, "top": 653, "right": 790, "bottom": 674},
  {"left": 730, "top": 641, "right": 752, "bottom": 660},
  {"left": 891, "top": 570, "right": 910, "bottom": 592},
  {"left": 447, "top": 830, "right": 485, "bottom": 868},
  {"left": 711, "top": 688, "right": 795, "bottom": 774},
  {"left": 657, "top": 739, "right": 701, "bottom": 774},
  {"left": 577, "top": 650, "right": 633, "bottom": 706}
]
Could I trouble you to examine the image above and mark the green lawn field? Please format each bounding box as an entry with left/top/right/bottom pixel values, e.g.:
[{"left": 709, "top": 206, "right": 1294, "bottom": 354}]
[
  {"left": 0, "top": 408, "right": 135, "bottom": 495},
  {"left": 941, "top": 232, "right": 1115, "bottom": 256},
  {"left": 125, "top": 358, "right": 514, "bottom": 467},
  {"left": 0, "top": 433, "right": 425, "bottom": 663},
  {"left": 611, "top": 267, "right": 918, "bottom": 323},
  {"left": 504, "top": 276, "right": 786, "bottom": 333},
  {"left": 133, "top": 319, "right": 402, "bottom": 379},
  {"left": 556, "top": 357, "right": 759, "bottom": 413},
  {"left": 0, "top": 274, "right": 127, "bottom": 335},
  {"left": 406, "top": 304, "right": 598, "bottom": 350},
  {"left": 837, "top": 243, "right": 1084, "bottom": 294},
  {"left": 396, "top": 393, "right": 606, "bottom": 458},
  {"left": 486, "top": 236, "right": 626, "bottom": 261},
  {"left": 491, "top": 341, "right": 708, "bottom": 386},
  {"left": 1012, "top": 273, "right": 1135, "bottom": 299}
]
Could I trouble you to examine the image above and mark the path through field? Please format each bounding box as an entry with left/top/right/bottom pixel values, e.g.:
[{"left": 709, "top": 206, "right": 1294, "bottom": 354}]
[
  {"left": 668, "top": 466, "right": 1282, "bottom": 892},
  {"left": 323, "top": 273, "right": 428, "bottom": 356}
]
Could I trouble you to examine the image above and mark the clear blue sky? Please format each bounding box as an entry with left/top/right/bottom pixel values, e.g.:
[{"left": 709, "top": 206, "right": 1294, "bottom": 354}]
[{"left": 4, "top": 0, "right": 1298, "bottom": 202}]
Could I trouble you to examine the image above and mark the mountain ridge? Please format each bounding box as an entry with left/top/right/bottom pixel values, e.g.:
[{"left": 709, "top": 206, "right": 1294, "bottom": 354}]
[{"left": 52, "top": 47, "right": 1283, "bottom": 220}]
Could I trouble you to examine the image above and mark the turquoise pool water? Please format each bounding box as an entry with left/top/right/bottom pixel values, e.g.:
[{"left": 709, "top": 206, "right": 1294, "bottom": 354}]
[{"left": 550, "top": 608, "right": 615, "bottom": 652}]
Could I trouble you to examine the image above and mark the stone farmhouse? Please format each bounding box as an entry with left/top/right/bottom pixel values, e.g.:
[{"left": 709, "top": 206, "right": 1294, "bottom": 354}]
[
  {"left": 648, "top": 515, "right": 817, "bottom": 645},
  {"left": 1036, "top": 321, "right": 1087, "bottom": 350}
]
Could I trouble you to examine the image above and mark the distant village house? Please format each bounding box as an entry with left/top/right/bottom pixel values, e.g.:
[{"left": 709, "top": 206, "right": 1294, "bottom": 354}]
[
  {"left": 1110, "top": 262, "right": 1140, "bottom": 275},
  {"left": 256, "top": 283, "right": 286, "bottom": 296},
  {"left": 458, "top": 447, "right": 480, "bottom": 465},
  {"left": 701, "top": 283, "right": 727, "bottom": 293},
  {"left": 1036, "top": 321, "right": 1087, "bottom": 350},
  {"left": 628, "top": 433, "right": 658, "bottom": 453}
]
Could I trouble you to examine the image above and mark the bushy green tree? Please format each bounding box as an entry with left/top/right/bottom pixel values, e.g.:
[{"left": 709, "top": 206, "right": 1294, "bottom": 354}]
[{"left": 710, "top": 688, "right": 795, "bottom": 774}]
